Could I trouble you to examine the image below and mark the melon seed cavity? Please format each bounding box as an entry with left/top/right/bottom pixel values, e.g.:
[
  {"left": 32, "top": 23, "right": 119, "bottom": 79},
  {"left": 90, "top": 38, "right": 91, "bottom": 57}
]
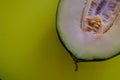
[{"left": 81, "top": 0, "right": 120, "bottom": 34}]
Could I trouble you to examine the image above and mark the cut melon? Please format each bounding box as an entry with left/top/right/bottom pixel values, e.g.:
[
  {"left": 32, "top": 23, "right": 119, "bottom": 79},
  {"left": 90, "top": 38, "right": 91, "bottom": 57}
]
[{"left": 56, "top": 0, "right": 120, "bottom": 70}]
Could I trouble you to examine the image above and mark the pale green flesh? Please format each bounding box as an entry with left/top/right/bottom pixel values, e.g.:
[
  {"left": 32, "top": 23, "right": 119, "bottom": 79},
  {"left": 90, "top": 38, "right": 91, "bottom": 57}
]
[{"left": 57, "top": 0, "right": 120, "bottom": 60}]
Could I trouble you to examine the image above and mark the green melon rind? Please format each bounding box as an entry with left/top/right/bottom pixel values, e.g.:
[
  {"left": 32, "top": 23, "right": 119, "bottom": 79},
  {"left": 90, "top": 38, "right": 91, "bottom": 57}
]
[{"left": 56, "top": 0, "right": 120, "bottom": 62}]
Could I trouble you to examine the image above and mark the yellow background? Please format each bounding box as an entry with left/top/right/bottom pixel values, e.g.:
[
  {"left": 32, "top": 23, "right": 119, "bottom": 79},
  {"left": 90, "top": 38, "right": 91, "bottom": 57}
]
[{"left": 0, "top": 0, "right": 120, "bottom": 80}]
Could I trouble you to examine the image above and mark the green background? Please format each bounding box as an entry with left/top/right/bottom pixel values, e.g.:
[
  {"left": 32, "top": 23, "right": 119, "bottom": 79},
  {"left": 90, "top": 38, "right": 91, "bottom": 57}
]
[{"left": 0, "top": 0, "right": 120, "bottom": 80}]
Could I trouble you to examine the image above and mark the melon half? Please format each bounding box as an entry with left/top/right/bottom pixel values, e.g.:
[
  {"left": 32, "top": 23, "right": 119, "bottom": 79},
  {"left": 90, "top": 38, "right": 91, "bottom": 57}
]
[{"left": 56, "top": 0, "right": 120, "bottom": 70}]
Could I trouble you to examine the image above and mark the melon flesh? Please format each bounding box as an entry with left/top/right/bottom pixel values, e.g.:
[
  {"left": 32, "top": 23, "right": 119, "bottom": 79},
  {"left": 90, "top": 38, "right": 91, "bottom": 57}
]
[{"left": 57, "top": 0, "right": 120, "bottom": 60}]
